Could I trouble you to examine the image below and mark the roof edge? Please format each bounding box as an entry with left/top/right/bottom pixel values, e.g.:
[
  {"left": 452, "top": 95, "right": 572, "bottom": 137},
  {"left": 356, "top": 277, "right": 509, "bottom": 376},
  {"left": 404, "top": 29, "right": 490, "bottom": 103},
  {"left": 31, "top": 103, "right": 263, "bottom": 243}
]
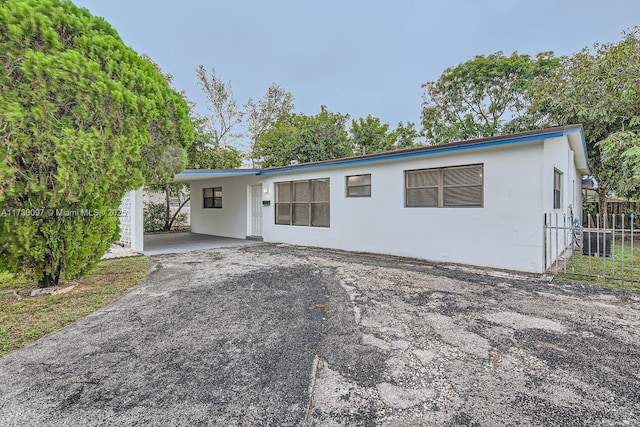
[
  {"left": 259, "top": 125, "right": 587, "bottom": 176},
  {"left": 173, "top": 125, "right": 590, "bottom": 181}
]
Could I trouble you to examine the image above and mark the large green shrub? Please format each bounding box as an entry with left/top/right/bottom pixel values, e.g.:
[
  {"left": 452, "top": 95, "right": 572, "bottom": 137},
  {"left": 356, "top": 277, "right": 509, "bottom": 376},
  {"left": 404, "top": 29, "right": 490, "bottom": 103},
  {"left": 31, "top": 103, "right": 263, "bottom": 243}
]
[{"left": 0, "top": 0, "right": 193, "bottom": 287}]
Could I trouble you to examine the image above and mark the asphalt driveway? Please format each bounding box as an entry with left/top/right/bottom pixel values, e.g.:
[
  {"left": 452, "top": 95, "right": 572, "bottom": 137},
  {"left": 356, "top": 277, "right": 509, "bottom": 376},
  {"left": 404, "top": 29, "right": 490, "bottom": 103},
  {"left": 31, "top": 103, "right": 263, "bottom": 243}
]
[{"left": 0, "top": 244, "right": 639, "bottom": 426}]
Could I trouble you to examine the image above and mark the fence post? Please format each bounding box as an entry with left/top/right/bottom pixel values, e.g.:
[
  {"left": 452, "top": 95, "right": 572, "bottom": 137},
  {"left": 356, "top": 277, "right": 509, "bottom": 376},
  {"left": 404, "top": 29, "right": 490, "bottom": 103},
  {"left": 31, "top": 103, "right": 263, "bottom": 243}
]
[
  {"left": 563, "top": 213, "right": 567, "bottom": 273},
  {"left": 588, "top": 214, "right": 592, "bottom": 276},
  {"left": 596, "top": 214, "right": 601, "bottom": 278},
  {"left": 632, "top": 214, "right": 635, "bottom": 286},
  {"left": 622, "top": 214, "right": 626, "bottom": 285},
  {"left": 612, "top": 214, "right": 616, "bottom": 281},
  {"left": 543, "top": 213, "right": 548, "bottom": 273},
  {"left": 551, "top": 212, "right": 560, "bottom": 274},
  {"left": 571, "top": 214, "right": 576, "bottom": 275}
]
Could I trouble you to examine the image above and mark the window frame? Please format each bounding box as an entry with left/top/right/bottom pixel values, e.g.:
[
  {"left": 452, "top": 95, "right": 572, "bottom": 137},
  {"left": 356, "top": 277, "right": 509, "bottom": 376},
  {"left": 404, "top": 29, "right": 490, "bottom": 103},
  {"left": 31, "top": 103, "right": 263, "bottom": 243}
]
[
  {"left": 553, "top": 169, "right": 562, "bottom": 210},
  {"left": 275, "top": 178, "right": 330, "bottom": 227},
  {"left": 203, "top": 187, "right": 222, "bottom": 209},
  {"left": 346, "top": 174, "right": 372, "bottom": 198},
  {"left": 405, "top": 163, "right": 484, "bottom": 208}
]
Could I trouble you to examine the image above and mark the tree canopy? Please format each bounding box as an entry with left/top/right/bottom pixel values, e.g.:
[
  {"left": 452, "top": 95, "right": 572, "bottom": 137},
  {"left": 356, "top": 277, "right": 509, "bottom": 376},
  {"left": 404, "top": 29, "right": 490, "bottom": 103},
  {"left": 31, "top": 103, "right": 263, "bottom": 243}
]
[
  {"left": 421, "top": 51, "right": 559, "bottom": 144},
  {"left": 187, "top": 114, "right": 242, "bottom": 170},
  {"left": 252, "top": 106, "right": 352, "bottom": 167},
  {"left": 530, "top": 28, "right": 640, "bottom": 209},
  {"left": 245, "top": 83, "right": 294, "bottom": 164},
  {"left": 349, "top": 116, "right": 420, "bottom": 155},
  {"left": 349, "top": 115, "right": 397, "bottom": 155},
  {"left": 0, "top": 0, "right": 193, "bottom": 286},
  {"left": 196, "top": 65, "right": 244, "bottom": 148}
]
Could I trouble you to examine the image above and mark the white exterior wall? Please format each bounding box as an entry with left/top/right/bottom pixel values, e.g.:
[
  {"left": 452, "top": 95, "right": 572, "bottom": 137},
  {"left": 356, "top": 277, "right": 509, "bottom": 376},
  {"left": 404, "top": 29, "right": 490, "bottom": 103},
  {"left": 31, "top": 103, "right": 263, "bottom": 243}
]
[
  {"left": 186, "top": 135, "right": 585, "bottom": 273},
  {"left": 542, "top": 136, "right": 581, "bottom": 216},
  {"left": 260, "top": 140, "right": 547, "bottom": 273},
  {"left": 190, "top": 176, "right": 259, "bottom": 239},
  {"left": 543, "top": 136, "right": 583, "bottom": 269},
  {"left": 118, "top": 188, "right": 144, "bottom": 252}
]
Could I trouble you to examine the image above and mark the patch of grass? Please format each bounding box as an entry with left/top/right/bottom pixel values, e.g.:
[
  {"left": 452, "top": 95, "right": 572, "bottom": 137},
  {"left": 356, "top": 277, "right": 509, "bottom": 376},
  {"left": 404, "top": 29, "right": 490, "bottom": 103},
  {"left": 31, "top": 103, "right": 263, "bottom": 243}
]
[
  {"left": 0, "top": 256, "right": 150, "bottom": 357},
  {"left": 0, "top": 271, "right": 30, "bottom": 289},
  {"left": 558, "top": 241, "right": 640, "bottom": 290}
]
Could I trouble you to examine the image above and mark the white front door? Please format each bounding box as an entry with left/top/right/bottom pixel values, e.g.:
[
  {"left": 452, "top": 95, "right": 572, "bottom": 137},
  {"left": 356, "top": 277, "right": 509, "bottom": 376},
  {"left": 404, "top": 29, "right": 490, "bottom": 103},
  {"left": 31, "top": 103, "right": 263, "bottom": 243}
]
[{"left": 250, "top": 184, "right": 263, "bottom": 237}]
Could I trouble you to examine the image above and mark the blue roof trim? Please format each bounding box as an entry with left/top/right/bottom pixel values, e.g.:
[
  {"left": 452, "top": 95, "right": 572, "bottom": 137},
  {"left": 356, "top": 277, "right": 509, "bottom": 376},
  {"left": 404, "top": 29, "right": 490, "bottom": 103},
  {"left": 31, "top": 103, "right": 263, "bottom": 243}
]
[
  {"left": 176, "top": 170, "right": 259, "bottom": 178},
  {"left": 259, "top": 130, "right": 568, "bottom": 175},
  {"left": 174, "top": 127, "right": 589, "bottom": 180}
]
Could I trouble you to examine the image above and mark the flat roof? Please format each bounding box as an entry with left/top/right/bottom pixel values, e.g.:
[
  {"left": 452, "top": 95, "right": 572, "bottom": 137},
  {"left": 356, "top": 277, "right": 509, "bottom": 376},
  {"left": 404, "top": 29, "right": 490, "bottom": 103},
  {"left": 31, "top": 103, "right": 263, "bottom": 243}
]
[
  {"left": 174, "top": 125, "right": 589, "bottom": 181},
  {"left": 173, "top": 169, "right": 259, "bottom": 183}
]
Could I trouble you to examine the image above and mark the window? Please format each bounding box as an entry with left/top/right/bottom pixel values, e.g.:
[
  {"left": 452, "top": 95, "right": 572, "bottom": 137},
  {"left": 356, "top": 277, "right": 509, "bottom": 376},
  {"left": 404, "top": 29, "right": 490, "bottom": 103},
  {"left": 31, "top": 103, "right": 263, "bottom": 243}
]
[
  {"left": 346, "top": 174, "right": 371, "bottom": 197},
  {"left": 203, "top": 187, "right": 222, "bottom": 209},
  {"left": 275, "top": 179, "right": 330, "bottom": 227},
  {"left": 553, "top": 169, "right": 562, "bottom": 209},
  {"left": 405, "top": 164, "right": 483, "bottom": 208}
]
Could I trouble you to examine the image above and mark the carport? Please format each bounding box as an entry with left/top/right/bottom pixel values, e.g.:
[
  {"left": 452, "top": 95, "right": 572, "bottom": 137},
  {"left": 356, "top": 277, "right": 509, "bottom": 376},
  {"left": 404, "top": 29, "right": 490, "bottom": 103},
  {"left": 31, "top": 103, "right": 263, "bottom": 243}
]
[
  {"left": 115, "top": 170, "right": 262, "bottom": 255},
  {"left": 143, "top": 232, "right": 255, "bottom": 256}
]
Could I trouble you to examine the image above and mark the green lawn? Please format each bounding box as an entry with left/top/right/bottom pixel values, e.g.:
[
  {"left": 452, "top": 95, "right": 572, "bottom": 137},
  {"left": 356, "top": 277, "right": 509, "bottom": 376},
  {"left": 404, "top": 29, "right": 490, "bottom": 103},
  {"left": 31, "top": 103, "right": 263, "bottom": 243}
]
[
  {"left": 558, "top": 240, "right": 640, "bottom": 290},
  {"left": 0, "top": 256, "right": 150, "bottom": 357}
]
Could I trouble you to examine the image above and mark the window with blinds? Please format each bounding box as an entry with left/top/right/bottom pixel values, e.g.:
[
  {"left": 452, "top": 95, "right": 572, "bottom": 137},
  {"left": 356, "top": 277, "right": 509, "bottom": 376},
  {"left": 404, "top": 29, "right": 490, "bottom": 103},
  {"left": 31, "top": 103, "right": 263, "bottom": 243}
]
[
  {"left": 275, "top": 178, "right": 330, "bottom": 227},
  {"left": 405, "top": 164, "right": 483, "bottom": 208}
]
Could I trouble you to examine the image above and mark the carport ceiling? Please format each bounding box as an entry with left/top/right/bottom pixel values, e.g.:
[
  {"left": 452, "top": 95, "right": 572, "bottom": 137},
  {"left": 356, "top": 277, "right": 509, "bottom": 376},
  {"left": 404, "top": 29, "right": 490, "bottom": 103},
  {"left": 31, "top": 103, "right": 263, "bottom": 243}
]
[{"left": 174, "top": 169, "right": 260, "bottom": 183}]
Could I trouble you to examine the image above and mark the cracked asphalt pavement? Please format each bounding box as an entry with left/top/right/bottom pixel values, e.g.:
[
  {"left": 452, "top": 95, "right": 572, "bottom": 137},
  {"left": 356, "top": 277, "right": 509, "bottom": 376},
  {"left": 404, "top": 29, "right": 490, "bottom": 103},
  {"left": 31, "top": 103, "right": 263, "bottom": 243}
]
[{"left": 0, "top": 243, "right": 639, "bottom": 426}]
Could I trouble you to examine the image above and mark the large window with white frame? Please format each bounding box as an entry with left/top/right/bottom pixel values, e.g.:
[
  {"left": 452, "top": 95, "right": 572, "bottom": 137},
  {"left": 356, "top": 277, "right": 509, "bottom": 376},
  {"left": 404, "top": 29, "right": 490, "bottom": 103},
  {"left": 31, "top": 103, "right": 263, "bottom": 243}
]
[
  {"left": 275, "top": 178, "right": 330, "bottom": 227},
  {"left": 405, "top": 164, "right": 483, "bottom": 208}
]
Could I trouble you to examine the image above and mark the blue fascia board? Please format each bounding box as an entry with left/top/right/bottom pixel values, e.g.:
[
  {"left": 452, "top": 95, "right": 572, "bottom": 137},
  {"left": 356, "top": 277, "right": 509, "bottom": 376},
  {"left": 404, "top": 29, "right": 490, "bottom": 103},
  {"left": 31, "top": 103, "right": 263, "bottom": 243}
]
[
  {"left": 176, "top": 170, "right": 260, "bottom": 178},
  {"left": 175, "top": 127, "right": 589, "bottom": 179},
  {"left": 259, "top": 130, "right": 569, "bottom": 176}
]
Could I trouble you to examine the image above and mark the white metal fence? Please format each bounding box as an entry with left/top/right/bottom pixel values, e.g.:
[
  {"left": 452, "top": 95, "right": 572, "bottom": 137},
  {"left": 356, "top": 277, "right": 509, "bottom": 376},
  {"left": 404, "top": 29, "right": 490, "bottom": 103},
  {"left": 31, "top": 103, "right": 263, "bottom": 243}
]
[{"left": 544, "top": 213, "right": 638, "bottom": 284}]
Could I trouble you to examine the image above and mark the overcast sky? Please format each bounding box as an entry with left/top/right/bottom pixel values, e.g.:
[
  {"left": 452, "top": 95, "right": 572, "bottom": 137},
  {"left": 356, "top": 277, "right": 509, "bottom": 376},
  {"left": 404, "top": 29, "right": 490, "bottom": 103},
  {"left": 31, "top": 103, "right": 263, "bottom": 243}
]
[{"left": 73, "top": 0, "right": 638, "bottom": 139}]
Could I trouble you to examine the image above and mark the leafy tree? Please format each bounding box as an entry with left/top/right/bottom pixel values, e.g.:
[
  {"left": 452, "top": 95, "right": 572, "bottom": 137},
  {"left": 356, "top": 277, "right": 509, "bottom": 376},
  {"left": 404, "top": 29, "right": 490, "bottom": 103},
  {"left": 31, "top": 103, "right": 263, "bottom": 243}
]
[
  {"left": 421, "top": 51, "right": 559, "bottom": 144},
  {"left": 530, "top": 28, "right": 640, "bottom": 215},
  {"left": 349, "top": 117, "right": 422, "bottom": 155},
  {"left": 148, "top": 114, "right": 242, "bottom": 232},
  {"left": 253, "top": 106, "right": 352, "bottom": 167},
  {"left": 245, "top": 83, "right": 294, "bottom": 164},
  {"left": 599, "top": 130, "right": 640, "bottom": 201},
  {"left": 196, "top": 65, "right": 244, "bottom": 147},
  {"left": 394, "top": 121, "right": 421, "bottom": 149},
  {"left": 0, "top": 0, "right": 193, "bottom": 287},
  {"left": 143, "top": 65, "right": 247, "bottom": 234},
  {"left": 187, "top": 114, "right": 242, "bottom": 170},
  {"left": 349, "top": 115, "right": 397, "bottom": 155}
]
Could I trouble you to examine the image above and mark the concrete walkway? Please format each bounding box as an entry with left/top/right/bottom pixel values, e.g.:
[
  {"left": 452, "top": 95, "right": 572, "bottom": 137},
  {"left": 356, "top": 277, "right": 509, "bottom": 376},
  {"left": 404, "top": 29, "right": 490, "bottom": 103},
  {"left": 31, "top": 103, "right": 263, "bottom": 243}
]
[{"left": 143, "top": 232, "right": 255, "bottom": 256}]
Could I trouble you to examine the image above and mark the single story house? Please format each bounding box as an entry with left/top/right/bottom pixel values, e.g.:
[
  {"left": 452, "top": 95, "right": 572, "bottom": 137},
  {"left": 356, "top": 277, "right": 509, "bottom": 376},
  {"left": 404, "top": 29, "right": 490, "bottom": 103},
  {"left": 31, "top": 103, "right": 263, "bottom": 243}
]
[{"left": 128, "top": 125, "right": 589, "bottom": 273}]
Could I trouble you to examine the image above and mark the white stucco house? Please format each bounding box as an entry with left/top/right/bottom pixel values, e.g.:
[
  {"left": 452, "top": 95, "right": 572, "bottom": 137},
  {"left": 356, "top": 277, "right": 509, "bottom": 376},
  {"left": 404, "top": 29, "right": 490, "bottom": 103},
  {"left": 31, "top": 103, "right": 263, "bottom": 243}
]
[{"left": 125, "top": 125, "right": 589, "bottom": 273}]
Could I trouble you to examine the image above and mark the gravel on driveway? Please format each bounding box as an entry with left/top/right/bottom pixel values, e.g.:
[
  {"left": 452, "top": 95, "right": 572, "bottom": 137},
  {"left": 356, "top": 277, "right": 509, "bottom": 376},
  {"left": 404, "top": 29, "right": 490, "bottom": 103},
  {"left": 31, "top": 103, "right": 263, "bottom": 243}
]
[{"left": 0, "top": 243, "right": 638, "bottom": 426}]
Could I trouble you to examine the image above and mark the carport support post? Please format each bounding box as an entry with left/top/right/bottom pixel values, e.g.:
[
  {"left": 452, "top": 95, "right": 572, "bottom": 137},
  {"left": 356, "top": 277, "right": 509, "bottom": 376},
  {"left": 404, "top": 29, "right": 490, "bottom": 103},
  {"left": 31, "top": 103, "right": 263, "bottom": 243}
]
[{"left": 130, "top": 187, "right": 144, "bottom": 252}]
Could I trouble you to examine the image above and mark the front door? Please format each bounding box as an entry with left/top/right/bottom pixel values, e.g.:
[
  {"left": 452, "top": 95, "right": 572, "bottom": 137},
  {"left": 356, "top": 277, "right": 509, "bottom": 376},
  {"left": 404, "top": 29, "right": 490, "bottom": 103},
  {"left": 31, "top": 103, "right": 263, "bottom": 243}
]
[{"left": 250, "top": 184, "right": 263, "bottom": 237}]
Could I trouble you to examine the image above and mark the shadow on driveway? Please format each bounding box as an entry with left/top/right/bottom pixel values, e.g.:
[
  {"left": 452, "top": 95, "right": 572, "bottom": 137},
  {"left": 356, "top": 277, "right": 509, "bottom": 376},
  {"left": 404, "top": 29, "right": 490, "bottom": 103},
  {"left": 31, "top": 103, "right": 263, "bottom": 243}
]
[
  {"left": 143, "top": 232, "right": 255, "bottom": 256},
  {"left": 0, "top": 247, "right": 332, "bottom": 426}
]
